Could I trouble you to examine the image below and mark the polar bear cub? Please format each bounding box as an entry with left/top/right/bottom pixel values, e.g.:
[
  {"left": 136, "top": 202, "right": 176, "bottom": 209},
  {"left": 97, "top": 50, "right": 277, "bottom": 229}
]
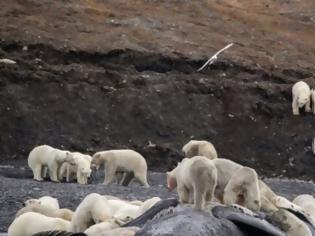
[
  {"left": 24, "top": 196, "right": 60, "bottom": 210},
  {"left": 292, "top": 81, "right": 311, "bottom": 115},
  {"left": 28, "top": 145, "right": 74, "bottom": 182},
  {"left": 167, "top": 156, "right": 217, "bottom": 210},
  {"left": 59, "top": 152, "right": 92, "bottom": 184},
  {"left": 70, "top": 193, "right": 113, "bottom": 232},
  {"left": 8, "top": 212, "right": 70, "bottom": 236},
  {"left": 182, "top": 140, "right": 218, "bottom": 160},
  {"left": 92, "top": 149, "right": 149, "bottom": 187}
]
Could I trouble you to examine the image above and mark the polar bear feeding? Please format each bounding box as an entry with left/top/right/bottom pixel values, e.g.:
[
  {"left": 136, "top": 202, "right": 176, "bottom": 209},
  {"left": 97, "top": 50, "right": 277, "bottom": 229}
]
[{"left": 182, "top": 140, "right": 218, "bottom": 160}]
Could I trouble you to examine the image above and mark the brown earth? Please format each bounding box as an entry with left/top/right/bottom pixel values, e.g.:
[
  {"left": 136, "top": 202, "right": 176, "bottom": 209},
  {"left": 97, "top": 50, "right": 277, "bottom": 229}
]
[{"left": 1, "top": 0, "right": 315, "bottom": 178}]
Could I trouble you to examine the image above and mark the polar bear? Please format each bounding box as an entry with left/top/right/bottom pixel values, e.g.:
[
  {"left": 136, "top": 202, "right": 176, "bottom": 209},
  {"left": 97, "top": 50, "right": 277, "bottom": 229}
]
[
  {"left": 59, "top": 152, "right": 92, "bottom": 184},
  {"left": 293, "top": 194, "right": 315, "bottom": 223},
  {"left": 70, "top": 193, "right": 113, "bottom": 232},
  {"left": 108, "top": 199, "right": 141, "bottom": 223},
  {"left": 92, "top": 149, "right": 149, "bottom": 187},
  {"left": 167, "top": 156, "right": 218, "bottom": 210},
  {"left": 267, "top": 209, "right": 312, "bottom": 236},
  {"left": 182, "top": 140, "right": 218, "bottom": 160},
  {"left": 292, "top": 81, "right": 311, "bottom": 115},
  {"left": 138, "top": 197, "right": 161, "bottom": 215},
  {"left": 16, "top": 202, "right": 74, "bottom": 221},
  {"left": 84, "top": 221, "right": 119, "bottom": 236},
  {"left": 8, "top": 212, "right": 70, "bottom": 236},
  {"left": 167, "top": 158, "right": 264, "bottom": 211},
  {"left": 24, "top": 196, "right": 60, "bottom": 210},
  {"left": 274, "top": 196, "right": 302, "bottom": 211},
  {"left": 93, "top": 227, "right": 140, "bottom": 236},
  {"left": 28, "top": 145, "right": 74, "bottom": 182}
]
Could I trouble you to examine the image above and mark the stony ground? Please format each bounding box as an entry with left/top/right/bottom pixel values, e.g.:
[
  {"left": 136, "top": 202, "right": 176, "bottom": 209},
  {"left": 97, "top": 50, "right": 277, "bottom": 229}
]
[{"left": 1, "top": 164, "right": 315, "bottom": 232}]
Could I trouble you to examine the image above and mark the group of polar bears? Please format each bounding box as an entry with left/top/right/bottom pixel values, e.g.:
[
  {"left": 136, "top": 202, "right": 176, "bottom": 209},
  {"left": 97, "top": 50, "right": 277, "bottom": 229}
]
[
  {"left": 28, "top": 145, "right": 149, "bottom": 187},
  {"left": 8, "top": 194, "right": 161, "bottom": 236},
  {"left": 168, "top": 140, "right": 315, "bottom": 236}
]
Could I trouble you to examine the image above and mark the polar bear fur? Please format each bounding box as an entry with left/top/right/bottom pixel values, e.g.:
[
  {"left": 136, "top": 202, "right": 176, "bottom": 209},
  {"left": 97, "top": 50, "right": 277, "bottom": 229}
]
[
  {"left": 138, "top": 197, "right": 161, "bottom": 214},
  {"left": 182, "top": 140, "right": 218, "bottom": 160},
  {"left": 292, "top": 81, "right": 311, "bottom": 115},
  {"left": 108, "top": 199, "right": 141, "bottom": 222},
  {"left": 293, "top": 194, "right": 315, "bottom": 223},
  {"left": 59, "top": 152, "right": 92, "bottom": 184},
  {"left": 24, "top": 196, "right": 60, "bottom": 210},
  {"left": 267, "top": 209, "right": 312, "bottom": 236},
  {"left": 92, "top": 149, "right": 149, "bottom": 187},
  {"left": 16, "top": 202, "right": 73, "bottom": 221},
  {"left": 28, "top": 145, "right": 74, "bottom": 182},
  {"left": 274, "top": 196, "right": 302, "bottom": 211},
  {"left": 92, "top": 227, "right": 140, "bottom": 236},
  {"left": 8, "top": 212, "right": 70, "bottom": 236},
  {"left": 84, "top": 221, "right": 119, "bottom": 236},
  {"left": 167, "top": 156, "right": 218, "bottom": 210},
  {"left": 70, "top": 193, "right": 112, "bottom": 232}
]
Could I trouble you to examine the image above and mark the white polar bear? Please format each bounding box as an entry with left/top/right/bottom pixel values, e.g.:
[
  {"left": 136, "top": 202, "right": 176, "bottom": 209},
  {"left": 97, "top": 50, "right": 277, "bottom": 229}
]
[
  {"left": 16, "top": 202, "right": 74, "bottom": 221},
  {"left": 138, "top": 197, "right": 161, "bottom": 215},
  {"left": 108, "top": 199, "right": 141, "bottom": 223},
  {"left": 92, "top": 149, "right": 149, "bottom": 187},
  {"left": 70, "top": 193, "right": 113, "bottom": 232},
  {"left": 168, "top": 157, "right": 264, "bottom": 211},
  {"left": 292, "top": 81, "right": 311, "bottom": 115},
  {"left": 267, "top": 209, "right": 312, "bottom": 236},
  {"left": 28, "top": 145, "right": 74, "bottom": 182},
  {"left": 84, "top": 221, "right": 119, "bottom": 236},
  {"left": 182, "top": 140, "right": 218, "bottom": 160},
  {"left": 24, "top": 196, "right": 60, "bottom": 210},
  {"left": 293, "top": 194, "right": 315, "bottom": 223},
  {"left": 167, "top": 156, "right": 218, "bottom": 210},
  {"left": 59, "top": 152, "right": 92, "bottom": 184},
  {"left": 92, "top": 227, "right": 140, "bottom": 236},
  {"left": 8, "top": 212, "right": 70, "bottom": 236},
  {"left": 274, "top": 196, "right": 302, "bottom": 211}
]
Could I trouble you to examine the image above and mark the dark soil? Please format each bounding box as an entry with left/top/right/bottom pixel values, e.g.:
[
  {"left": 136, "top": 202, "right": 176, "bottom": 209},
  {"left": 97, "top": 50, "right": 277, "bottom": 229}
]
[{"left": 1, "top": 0, "right": 315, "bottom": 178}]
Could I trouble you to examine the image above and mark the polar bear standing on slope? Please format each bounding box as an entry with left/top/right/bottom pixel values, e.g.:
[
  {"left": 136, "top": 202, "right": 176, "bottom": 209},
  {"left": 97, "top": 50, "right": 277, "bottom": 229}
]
[
  {"left": 292, "top": 81, "right": 311, "bottom": 115},
  {"left": 59, "top": 152, "right": 92, "bottom": 184},
  {"left": 182, "top": 140, "right": 218, "bottom": 160},
  {"left": 167, "top": 156, "right": 218, "bottom": 210},
  {"left": 70, "top": 193, "right": 113, "bottom": 232},
  {"left": 24, "top": 196, "right": 60, "bottom": 210},
  {"left": 28, "top": 145, "right": 74, "bottom": 182},
  {"left": 8, "top": 212, "right": 70, "bottom": 236},
  {"left": 92, "top": 149, "right": 149, "bottom": 187}
]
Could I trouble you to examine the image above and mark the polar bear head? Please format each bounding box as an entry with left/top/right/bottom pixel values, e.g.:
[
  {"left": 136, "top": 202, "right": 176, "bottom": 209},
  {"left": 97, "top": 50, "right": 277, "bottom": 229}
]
[
  {"left": 275, "top": 196, "right": 302, "bottom": 211},
  {"left": 55, "top": 151, "right": 75, "bottom": 164},
  {"left": 76, "top": 158, "right": 92, "bottom": 177},
  {"left": 297, "top": 93, "right": 310, "bottom": 107},
  {"left": 166, "top": 168, "right": 179, "bottom": 191},
  {"left": 23, "top": 199, "right": 40, "bottom": 207},
  {"left": 91, "top": 153, "right": 102, "bottom": 170}
]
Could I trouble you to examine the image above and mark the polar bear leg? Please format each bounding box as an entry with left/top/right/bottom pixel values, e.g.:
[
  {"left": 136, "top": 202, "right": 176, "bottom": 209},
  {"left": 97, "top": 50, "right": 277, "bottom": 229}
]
[
  {"left": 104, "top": 163, "right": 117, "bottom": 185},
  {"left": 177, "top": 184, "right": 190, "bottom": 204},
  {"left": 33, "top": 164, "right": 44, "bottom": 181},
  {"left": 292, "top": 95, "right": 299, "bottom": 115},
  {"left": 193, "top": 183, "right": 206, "bottom": 210},
  {"left": 48, "top": 162, "right": 59, "bottom": 182},
  {"left": 305, "top": 98, "right": 311, "bottom": 112},
  {"left": 134, "top": 171, "right": 150, "bottom": 188},
  {"left": 121, "top": 172, "right": 135, "bottom": 186}
]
